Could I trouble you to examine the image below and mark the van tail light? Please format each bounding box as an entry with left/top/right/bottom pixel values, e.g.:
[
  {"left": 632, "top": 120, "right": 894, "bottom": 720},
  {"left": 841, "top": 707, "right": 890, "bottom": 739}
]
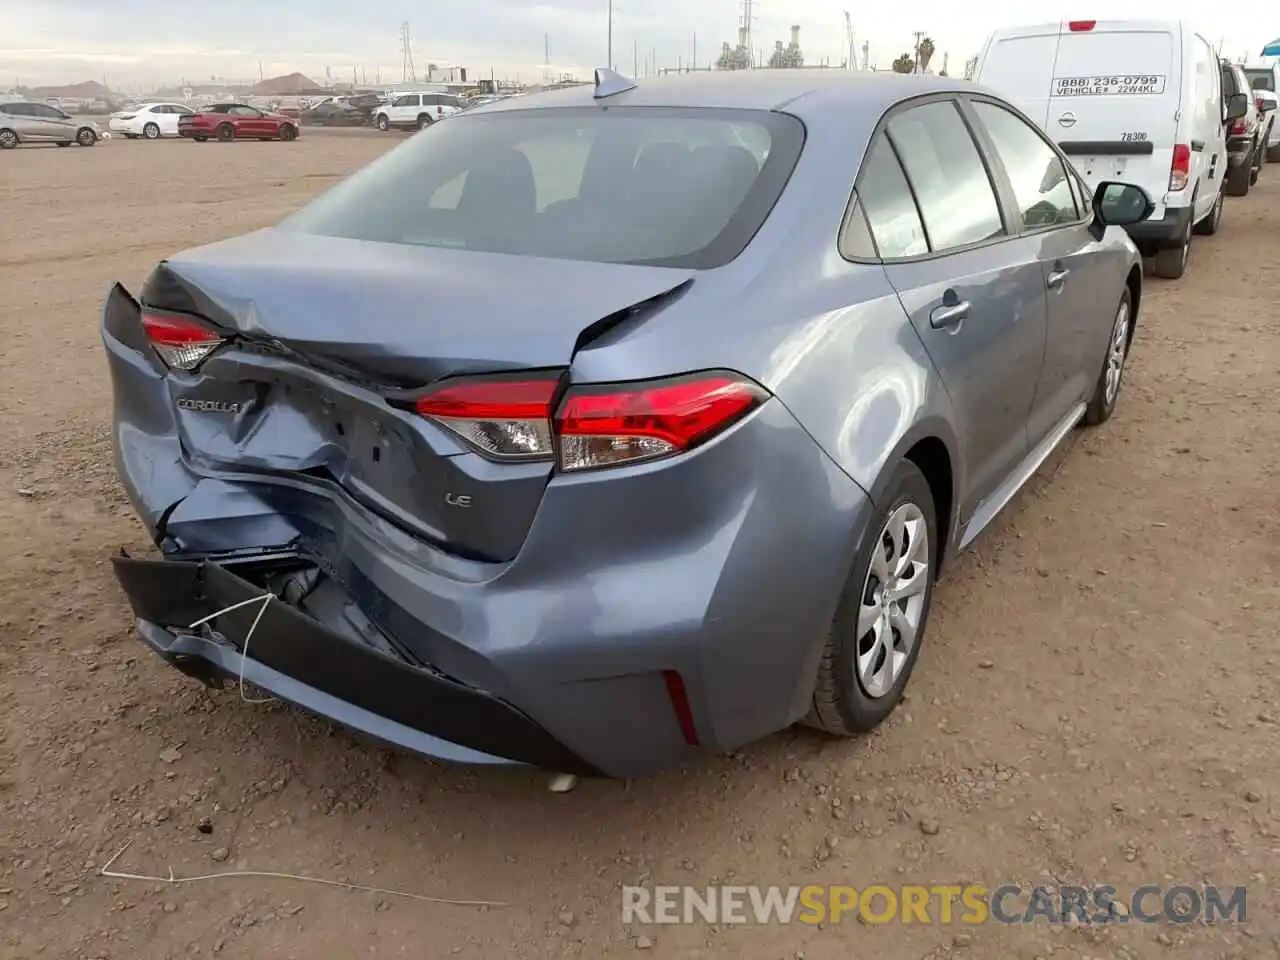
[
  {"left": 413, "top": 371, "right": 769, "bottom": 470},
  {"left": 437, "top": 105, "right": 443, "bottom": 115},
  {"left": 1257, "top": 98, "right": 1267, "bottom": 113},
  {"left": 141, "top": 311, "right": 226, "bottom": 370},
  {"left": 1169, "top": 143, "right": 1191, "bottom": 191},
  {"left": 1232, "top": 117, "right": 1247, "bottom": 135},
  {"left": 1067, "top": 20, "right": 1096, "bottom": 31}
]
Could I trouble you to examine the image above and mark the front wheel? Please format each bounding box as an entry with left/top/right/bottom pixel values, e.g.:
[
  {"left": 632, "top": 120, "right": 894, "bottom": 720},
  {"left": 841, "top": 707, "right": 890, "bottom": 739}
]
[
  {"left": 143, "top": 122, "right": 160, "bottom": 140},
  {"left": 279, "top": 124, "right": 297, "bottom": 142},
  {"left": 76, "top": 127, "right": 97, "bottom": 146},
  {"left": 376, "top": 114, "right": 390, "bottom": 131},
  {"left": 1082, "top": 289, "right": 1133, "bottom": 426},
  {"left": 804, "top": 459, "right": 937, "bottom": 736}
]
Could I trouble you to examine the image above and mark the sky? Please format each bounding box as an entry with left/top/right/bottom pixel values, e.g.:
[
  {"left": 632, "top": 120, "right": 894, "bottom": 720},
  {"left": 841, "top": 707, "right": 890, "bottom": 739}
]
[{"left": 0, "top": 0, "right": 1271, "bottom": 90}]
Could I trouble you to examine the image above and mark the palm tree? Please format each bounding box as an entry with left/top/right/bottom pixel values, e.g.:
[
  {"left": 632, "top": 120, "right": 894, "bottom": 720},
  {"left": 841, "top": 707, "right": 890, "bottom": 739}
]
[
  {"left": 917, "top": 36, "right": 936, "bottom": 73},
  {"left": 892, "top": 53, "right": 915, "bottom": 74}
]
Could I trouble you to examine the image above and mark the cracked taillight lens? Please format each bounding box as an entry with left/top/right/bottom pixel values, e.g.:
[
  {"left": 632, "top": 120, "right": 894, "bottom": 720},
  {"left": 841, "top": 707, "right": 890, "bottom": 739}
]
[{"left": 141, "top": 312, "right": 226, "bottom": 371}]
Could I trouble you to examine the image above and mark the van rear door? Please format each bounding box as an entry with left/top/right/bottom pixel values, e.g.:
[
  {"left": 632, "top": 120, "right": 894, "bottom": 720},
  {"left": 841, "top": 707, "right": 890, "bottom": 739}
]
[
  {"left": 974, "top": 25, "right": 1064, "bottom": 128},
  {"left": 1046, "top": 21, "right": 1182, "bottom": 199}
]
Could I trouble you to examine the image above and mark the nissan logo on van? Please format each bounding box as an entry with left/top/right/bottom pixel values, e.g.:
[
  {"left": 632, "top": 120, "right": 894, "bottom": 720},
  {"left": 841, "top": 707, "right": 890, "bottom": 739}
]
[{"left": 1058, "top": 112, "right": 1078, "bottom": 128}]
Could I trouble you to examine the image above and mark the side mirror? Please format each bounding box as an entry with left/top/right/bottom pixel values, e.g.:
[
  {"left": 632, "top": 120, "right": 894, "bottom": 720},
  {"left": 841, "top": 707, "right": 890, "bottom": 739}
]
[
  {"left": 1093, "top": 182, "right": 1155, "bottom": 228},
  {"left": 1226, "top": 92, "right": 1250, "bottom": 120}
]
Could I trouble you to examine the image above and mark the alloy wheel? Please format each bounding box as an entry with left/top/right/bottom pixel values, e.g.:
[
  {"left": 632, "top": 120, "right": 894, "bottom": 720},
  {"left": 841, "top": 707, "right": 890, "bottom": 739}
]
[
  {"left": 1104, "top": 300, "right": 1130, "bottom": 407},
  {"left": 855, "top": 503, "right": 930, "bottom": 699}
]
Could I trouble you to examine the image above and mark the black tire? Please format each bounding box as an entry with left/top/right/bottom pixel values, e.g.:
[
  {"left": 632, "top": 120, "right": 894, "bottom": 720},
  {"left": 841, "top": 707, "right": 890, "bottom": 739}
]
[
  {"left": 123, "top": 133, "right": 138, "bottom": 140},
  {"left": 417, "top": 113, "right": 431, "bottom": 129},
  {"left": 1250, "top": 149, "right": 1261, "bottom": 185},
  {"left": 143, "top": 122, "right": 160, "bottom": 140},
  {"left": 216, "top": 123, "right": 235, "bottom": 142},
  {"left": 279, "top": 124, "right": 297, "bottom": 142},
  {"left": 76, "top": 127, "right": 97, "bottom": 146},
  {"left": 1226, "top": 161, "right": 1251, "bottom": 196},
  {"left": 193, "top": 136, "right": 208, "bottom": 143},
  {"left": 1193, "top": 189, "right": 1224, "bottom": 236},
  {"left": 804, "top": 459, "right": 938, "bottom": 736},
  {"left": 1082, "top": 288, "right": 1133, "bottom": 426},
  {"left": 56, "top": 141, "right": 71, "bottom": 147},
  {"left": 0, "top": 128, "right": 16, "bottom": 150},
  {"left": 1268, "top": 143, "right": 1280, "bottom": 163},
  {"left": 1151, "top": 213, "right": 1191, "bottom": 279},
  {"left": 376, "top": 114, "right": 390, "bottom": 131}
]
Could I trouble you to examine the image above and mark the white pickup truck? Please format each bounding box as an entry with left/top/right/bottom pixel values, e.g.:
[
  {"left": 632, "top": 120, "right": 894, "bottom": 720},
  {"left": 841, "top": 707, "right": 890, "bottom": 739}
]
[{"left": 1244, "top": 64, "right": 1280, "bottom": 161}]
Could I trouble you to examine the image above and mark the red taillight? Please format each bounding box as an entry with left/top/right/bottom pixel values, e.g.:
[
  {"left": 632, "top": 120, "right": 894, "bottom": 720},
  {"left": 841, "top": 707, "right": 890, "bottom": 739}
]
[
  {"left": 1232, "top": 118, "right": 1247, "bottom": 135},
  {"left": 412, "top": 371, "right": 768, "bottom": 470},
  {"left": 141, "top": 311, "right": 225, "bottom": 370},
  {"left": 1257, "top": 98, "right": 1267, "bottom": 112},
  {"left": 555, "top": 373, "right": 768, "bottom": 471},
  {"left": 1067, "top": 19, "right": 1096, "bottom": 31},
  {"left": 1169, "top": 143, "right": 1191, "bottom": 191},
  {"left": 437, "top": 105, "right": 443, "bottom": 115},
  {"left": 414, "top": 377, "right": 558, "bottom": 459}
]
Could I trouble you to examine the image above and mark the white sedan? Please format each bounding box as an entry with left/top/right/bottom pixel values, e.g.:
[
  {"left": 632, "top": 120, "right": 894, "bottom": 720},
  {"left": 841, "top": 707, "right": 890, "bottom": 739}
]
[{"left": 108, "top": 102, "right": 195, "bottom": 139}]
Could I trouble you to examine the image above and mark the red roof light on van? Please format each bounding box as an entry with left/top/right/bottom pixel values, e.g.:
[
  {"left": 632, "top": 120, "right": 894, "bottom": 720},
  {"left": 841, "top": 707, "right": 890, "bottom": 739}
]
[{"left": 1068, "top": 20, "right": 1097, "bottom": 31}]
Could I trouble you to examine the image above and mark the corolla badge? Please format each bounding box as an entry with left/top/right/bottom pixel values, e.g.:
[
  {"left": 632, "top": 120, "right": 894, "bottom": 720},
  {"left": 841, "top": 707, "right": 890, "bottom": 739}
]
[
  {"left": 176, "top": 398, "right": 242, "bottom": 413},
  {"left": 1058, "top": 112, "right": 1077, "bottom": 128}
]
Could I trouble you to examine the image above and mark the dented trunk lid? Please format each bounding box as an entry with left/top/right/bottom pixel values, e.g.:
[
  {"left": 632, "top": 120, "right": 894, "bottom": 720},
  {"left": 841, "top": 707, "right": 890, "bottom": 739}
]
[{"left": 138, "top": 230, "right": 694, "bottom": 562}]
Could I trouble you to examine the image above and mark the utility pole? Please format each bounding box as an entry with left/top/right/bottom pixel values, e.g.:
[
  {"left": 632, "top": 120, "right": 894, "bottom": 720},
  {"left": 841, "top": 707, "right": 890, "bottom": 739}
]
[
  {"left": 634, "top": 38, "right": 638, "bottom": 76},
  {"left": 607, "top": 0, "right": 614, "bottom": 70},
  {"left": 844, "top": 11, "right": 856, "bottom": 70},
  {"left": 911, "top": 31, "right": 925, "bottom": 73},
  {"left": 401, "top": 22, "right": 416, "bottom": 84},
  {"left": 692, "top": 32, "right": 697, "bottom": 70}
]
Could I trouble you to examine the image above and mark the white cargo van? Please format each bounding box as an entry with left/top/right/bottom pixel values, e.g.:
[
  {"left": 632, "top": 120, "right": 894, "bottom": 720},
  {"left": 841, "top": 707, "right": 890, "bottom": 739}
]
[{"left": 973, "top": 19, "right": 1250, "bottom": 279}]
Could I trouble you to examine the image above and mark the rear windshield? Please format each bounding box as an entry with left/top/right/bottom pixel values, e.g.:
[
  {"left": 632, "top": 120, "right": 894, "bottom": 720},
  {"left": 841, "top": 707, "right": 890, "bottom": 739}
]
[
  {"left": 282, "top": 106, "right": 805, "bottom": 269},
  {"left": 1246, "top": 69, "right": 1275, "bottom": 91}
]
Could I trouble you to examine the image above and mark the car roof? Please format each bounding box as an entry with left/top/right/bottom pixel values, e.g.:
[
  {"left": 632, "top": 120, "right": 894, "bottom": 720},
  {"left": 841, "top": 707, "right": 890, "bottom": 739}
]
[{"left": 466, "top": 70, "right": 982, "bottom": 119}]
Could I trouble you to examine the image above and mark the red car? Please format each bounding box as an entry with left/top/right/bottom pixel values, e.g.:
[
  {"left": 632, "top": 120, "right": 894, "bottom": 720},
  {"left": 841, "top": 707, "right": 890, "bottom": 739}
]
[{"left": 178, "top": 103, "right": 299, "bottom": 143}]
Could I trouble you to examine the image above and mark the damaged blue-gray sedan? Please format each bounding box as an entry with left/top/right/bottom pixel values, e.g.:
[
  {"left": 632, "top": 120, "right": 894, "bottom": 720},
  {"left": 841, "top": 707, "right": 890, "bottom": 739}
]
[{"left": 102, "top": 69, "right": 1153, "bottom": 778}]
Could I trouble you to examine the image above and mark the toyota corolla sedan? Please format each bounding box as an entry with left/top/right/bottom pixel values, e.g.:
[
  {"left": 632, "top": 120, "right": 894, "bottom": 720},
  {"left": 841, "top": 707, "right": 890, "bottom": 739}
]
[{"left": 102, "top": 69, "right": 1153, "bottom": 778}]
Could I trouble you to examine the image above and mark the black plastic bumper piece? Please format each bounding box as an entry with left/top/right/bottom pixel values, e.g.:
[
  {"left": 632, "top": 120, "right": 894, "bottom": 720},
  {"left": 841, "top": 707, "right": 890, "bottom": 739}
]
[
  {"left": 1123, "top": 203, "right": 1194, "bottom": 250},
  {"left": 111, "top": 555, "right": 598, "bottom": 775}
]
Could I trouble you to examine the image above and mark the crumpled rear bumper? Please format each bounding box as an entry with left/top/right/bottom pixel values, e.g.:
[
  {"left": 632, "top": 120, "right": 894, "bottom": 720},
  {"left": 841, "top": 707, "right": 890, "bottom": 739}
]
[{"left": 112, "top": 554, "right": 599, "bottom": 775}]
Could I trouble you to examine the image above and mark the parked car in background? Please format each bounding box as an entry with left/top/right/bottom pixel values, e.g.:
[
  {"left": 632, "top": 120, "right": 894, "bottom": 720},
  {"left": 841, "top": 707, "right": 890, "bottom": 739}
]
[
  {"left": 300, "top": 100, "right": 373, "bottom": 127},
  {"left": 103, "top": 70, "right": 1155, "bottom": 778},
  {"left": 109, "top": 102, "right": 195, "bottom": 140},
  {"left": 0, "top": 101, "right": 100, "bottom": 149},
  {"left": 1244, "top": 63, "right": 1280, "bottom": 161},
  {"left": 178, "top": 103, "right": 299, "bottom": 143},
  {"left": 374, "top": 92, "right": 464, "bottom": 131},
  {"left": 973, "top": 19, "right": 1246, "bottom": 279},
  {"left": 1222, "top": 60, "right": 1267, "bottom": 196}
]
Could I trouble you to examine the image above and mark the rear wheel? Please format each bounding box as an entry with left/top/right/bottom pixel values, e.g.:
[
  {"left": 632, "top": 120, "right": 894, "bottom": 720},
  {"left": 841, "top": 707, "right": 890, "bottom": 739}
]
[
  {"left": 76, "top": 127, "right": 97, "bottom": 146},
  {"left": 1193, "top": 189, "right": 1224, "bottom": 236},
  {"left": 1151, "top": 213, "right": 1192, "bottom": 280},
  {"left": 216, "top": 123, "right": 235, "bottom": 142},
  {"left": 417, "top": 113, "right": 431, "bottom": 129},
  {"left": 804, "top": 459, "right": 937, "bottom": 736},
  {"left": 1226, "top": 160, "right": 1251, "bottom": 196},
  {"left": 143, "top": 122, "right": 160, "bottom": 140}
]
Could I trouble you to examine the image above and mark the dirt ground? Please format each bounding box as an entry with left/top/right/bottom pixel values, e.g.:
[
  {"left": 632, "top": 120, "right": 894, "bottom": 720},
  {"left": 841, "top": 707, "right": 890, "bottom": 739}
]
[{"left": 1, "top": 131, "right": 1278, "bottom": 960}]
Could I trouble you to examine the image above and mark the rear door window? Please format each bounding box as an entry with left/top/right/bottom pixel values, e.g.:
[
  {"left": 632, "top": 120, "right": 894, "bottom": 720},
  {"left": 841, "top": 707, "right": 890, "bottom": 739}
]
[
  {"left": 887, "top": 101, "right": 1006, "bottom": 252},
  {"left": 846, "top": 137, "right": 927, "bottom": 258}
]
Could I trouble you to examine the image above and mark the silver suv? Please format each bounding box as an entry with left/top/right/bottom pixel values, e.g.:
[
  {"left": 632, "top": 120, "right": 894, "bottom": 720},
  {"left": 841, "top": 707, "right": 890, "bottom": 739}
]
[{"left": 0, "top": 102, "right": 101, "bottom": 149}]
